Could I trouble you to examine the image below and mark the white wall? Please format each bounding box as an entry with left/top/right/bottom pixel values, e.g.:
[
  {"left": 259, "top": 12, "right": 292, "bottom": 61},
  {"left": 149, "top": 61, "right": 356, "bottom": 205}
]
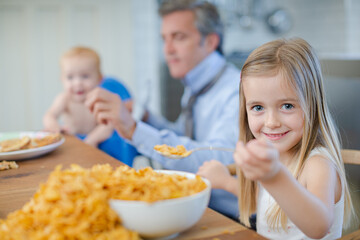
[{"left": 131, "top": 0, "right": 161, "bottom": 117}]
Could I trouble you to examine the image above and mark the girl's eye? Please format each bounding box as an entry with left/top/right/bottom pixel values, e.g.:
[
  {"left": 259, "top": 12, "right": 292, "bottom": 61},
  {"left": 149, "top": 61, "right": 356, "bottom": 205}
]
[
  {"left": 82, "top": 74, "right": 89, "bottom": 79},
  {"left": 252, "top": 105, "right": 263, "bottom": 112},
  {"left": 282, "top": 103, "right": 294, "bottom": 110},
  {"left": 67, "top": 75, "right": 73, "bottom": 80}
]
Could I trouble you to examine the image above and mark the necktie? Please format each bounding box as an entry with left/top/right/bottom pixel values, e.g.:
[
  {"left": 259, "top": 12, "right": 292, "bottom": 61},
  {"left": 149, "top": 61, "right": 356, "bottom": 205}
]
[{"left": 183, "top": 64, "right": 228, "bottom": 139}]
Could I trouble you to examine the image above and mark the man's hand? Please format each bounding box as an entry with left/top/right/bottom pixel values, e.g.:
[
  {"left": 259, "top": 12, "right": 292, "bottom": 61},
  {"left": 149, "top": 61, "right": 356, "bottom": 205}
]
[{"left": 85, "top": 87, "right": 136, "bottom": 140}]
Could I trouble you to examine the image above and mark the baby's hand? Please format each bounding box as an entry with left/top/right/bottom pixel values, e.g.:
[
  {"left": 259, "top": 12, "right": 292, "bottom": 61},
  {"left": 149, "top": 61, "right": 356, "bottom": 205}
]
[
  {"left": 60, "top": 127, "right": 71, "bottom": 134},
  {"left": 233, "top": 138, "right": 281, "bottom": 182},
  {"left": 197, "top": 160, "right": 231, "bottom": 190},
  {"left": 43, "top": 122, "right": 61, "bottom": 133}
]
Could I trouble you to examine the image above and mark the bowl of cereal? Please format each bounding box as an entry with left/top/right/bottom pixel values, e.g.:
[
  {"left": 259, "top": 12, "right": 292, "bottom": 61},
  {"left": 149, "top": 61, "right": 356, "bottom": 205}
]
[{"left": 109, "top": 169, "right": 211, "bottom": 239}]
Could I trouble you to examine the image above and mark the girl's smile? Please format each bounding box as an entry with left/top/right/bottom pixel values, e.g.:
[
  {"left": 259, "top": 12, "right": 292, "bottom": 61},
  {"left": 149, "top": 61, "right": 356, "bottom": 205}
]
[{"left": 263, "top": 130, "right": 290, "bottom": 141}]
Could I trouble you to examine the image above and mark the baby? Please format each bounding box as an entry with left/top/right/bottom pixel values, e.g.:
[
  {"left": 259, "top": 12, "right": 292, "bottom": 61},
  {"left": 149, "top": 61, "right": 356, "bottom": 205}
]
[{"left": 43, "top": 47, "right": 135, "bottom": 161}]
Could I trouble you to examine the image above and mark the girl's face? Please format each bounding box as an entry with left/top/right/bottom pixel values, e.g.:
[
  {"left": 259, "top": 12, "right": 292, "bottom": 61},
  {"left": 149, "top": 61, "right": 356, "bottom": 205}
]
[
  {"left": 243, "top": 73, "right": 304, "bottom": 155},
  {"left": 61, "top": 56, "right": 101, "bottom": 102}
]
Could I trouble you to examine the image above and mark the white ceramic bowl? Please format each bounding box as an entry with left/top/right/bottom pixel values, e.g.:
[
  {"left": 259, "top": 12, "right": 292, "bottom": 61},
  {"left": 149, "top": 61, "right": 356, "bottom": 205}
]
[{"left": 109, "top": 170, "right": 211, "bottom": 239}]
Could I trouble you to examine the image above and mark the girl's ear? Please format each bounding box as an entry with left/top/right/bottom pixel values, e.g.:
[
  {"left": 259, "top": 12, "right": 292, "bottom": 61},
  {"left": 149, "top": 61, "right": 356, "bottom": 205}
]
[{"left": 204, "top": 33, "right": 220, "bottom": 53}]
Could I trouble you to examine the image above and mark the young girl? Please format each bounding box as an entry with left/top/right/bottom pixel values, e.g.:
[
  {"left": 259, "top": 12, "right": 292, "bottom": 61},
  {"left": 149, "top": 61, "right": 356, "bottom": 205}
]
[{"left": 197, "top": 38, "right": 354, "bottom": 239}]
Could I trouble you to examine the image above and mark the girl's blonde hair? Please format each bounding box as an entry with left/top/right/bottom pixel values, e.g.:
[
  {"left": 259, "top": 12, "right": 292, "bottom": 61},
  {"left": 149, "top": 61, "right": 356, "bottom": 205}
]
[
  {"left": 60, "top": 46, "right": 102, "bottom": 78},
  {"left": 238, "top": 38, "right": 354, "bottom": 230}
]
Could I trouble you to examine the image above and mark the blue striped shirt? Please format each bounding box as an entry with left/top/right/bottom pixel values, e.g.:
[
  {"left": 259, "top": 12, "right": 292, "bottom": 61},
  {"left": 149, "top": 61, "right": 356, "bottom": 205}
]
[{"left": 132, "top": 51, "right": 240, "bottom": 219}]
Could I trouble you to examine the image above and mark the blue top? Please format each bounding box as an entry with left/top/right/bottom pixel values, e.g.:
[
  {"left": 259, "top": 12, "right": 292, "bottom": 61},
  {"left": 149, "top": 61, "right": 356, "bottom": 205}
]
[
  {"left": 130, "top": 52, "right": 240, "bottom": 220},
  {"left": 100, "top": 77, "right": 131, "bottom": 101},
  {"left": 77, "top": 77, "right": 138, "bottom": 166}
]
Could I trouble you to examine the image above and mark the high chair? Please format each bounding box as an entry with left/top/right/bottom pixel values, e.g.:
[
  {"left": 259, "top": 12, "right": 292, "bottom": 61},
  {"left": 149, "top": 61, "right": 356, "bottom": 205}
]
[
  {"left": 340, "top": 149, "right": 360, "bottom": 238},
  {"left": 342, "top": 149, "right": 360, "bottom": 165}
]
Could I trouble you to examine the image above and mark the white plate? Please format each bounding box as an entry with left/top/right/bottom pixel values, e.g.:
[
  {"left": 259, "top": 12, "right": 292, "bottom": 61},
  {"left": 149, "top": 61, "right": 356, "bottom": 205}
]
[{"left": 0, "top": 131, "right": 65, "bottom": 161}]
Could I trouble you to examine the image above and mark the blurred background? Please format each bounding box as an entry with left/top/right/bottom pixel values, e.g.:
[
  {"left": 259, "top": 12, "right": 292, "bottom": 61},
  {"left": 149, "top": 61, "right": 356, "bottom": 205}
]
[
  {"left": 0, "top": 0, "right": 359, "bottom": 233},
  {"left": 1, "top": 0, "right": 359, "bottom": 148}
]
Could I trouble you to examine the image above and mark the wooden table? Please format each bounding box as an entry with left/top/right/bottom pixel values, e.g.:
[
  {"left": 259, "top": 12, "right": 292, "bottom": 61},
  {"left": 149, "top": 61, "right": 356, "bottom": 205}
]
[{"left": 0, "top": 135, "right": 265, "bottom": 239}]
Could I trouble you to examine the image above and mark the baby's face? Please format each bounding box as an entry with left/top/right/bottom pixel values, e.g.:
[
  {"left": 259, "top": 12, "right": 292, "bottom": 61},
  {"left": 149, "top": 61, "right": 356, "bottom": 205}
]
[{"left": 61, "top": 56, "right": 101, "bottom": 102}]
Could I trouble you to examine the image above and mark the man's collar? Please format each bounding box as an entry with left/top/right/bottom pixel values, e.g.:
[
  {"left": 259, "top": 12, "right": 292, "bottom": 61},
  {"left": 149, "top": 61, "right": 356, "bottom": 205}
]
[{"left": 183, "top": 51, "right": 225, "bottom": 94}]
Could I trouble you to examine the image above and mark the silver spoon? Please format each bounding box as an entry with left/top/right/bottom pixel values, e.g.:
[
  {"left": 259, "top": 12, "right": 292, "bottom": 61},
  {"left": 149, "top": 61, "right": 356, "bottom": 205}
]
[{"left": 154, "top": 146, "right": 234, "bottom": 159}]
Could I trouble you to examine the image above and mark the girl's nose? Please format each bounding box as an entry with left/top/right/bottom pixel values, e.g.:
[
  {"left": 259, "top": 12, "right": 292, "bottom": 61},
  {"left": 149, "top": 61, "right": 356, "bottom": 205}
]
[{"left": 265, "top": 111, "right": 281, "bottom": 128}]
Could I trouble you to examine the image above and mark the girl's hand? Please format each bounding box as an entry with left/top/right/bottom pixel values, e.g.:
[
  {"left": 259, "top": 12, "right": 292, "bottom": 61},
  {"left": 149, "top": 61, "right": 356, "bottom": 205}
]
[
  {"left": 197, "top": 160, "right": 232, "bottom": 190},
  {"left": 233, "top": 138, "right": 281, "bottom": 182},
  {"left": 85, "top": 87, "right": 136, "bottom": 140}
]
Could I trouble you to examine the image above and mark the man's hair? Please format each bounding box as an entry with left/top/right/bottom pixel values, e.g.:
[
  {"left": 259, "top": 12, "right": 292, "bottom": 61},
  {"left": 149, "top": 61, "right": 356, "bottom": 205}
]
[
  {"left": 60, "top": 46, "right": 102, "bottom": 77},
  {"left": 159, "top": 0, "right": 224, "bottom": 55}
]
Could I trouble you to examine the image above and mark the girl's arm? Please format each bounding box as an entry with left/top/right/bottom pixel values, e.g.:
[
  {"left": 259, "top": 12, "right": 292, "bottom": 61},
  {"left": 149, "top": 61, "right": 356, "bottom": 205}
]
[
  {"left": 43, "top": 93, "right": 67, "bottom": 132},
  {"left": 261, "top": 158, "right": 338, "bottom": 239},
  {"left": 197, "top": 160, "right": 238, "bottom": 196},
  {"left": 234, "top": 139, "right": 339, "bottom": 239}
]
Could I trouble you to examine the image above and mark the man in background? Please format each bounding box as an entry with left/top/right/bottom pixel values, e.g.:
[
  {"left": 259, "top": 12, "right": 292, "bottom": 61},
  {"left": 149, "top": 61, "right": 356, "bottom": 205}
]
[{"left": 86, "top": 0, "right": 240, "bottom": 220}]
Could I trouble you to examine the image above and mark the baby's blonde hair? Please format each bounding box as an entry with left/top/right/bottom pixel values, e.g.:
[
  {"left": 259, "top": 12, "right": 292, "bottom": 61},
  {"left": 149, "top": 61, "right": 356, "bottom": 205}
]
[
  {"left": 237, "top": 38, "right": 354, "bottom": 230},
  {"left": 60, "top": 46, "right": 102, "bottom": 78}
]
